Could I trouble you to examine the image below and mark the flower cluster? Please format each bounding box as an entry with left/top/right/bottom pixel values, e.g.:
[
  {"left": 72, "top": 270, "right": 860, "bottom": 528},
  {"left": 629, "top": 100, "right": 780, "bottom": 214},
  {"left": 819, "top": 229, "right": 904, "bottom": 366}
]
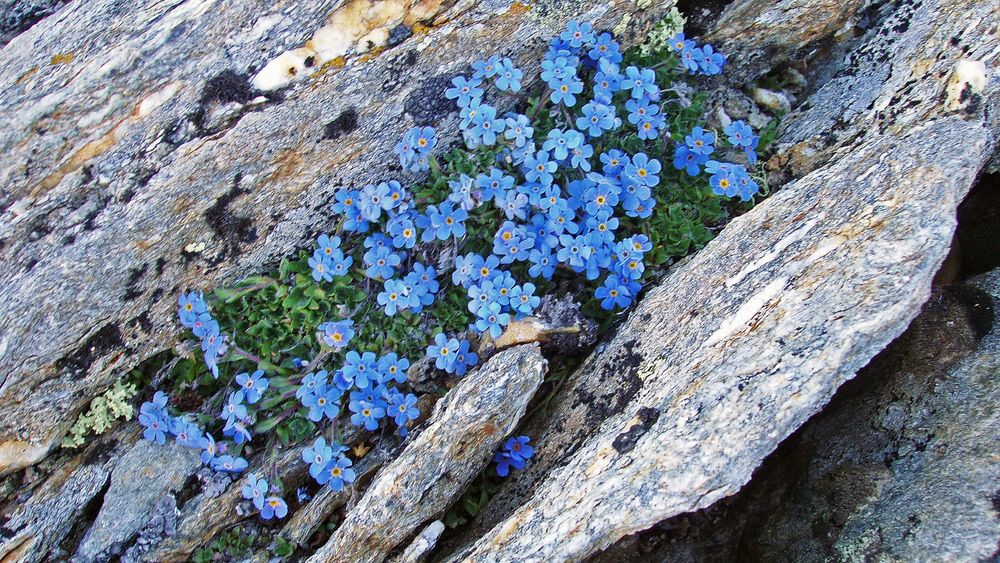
[
  {"left": 178, "top": 292, "right": 227, "bottom": 378},
  {"left": 138, "top": 391, "right": 247, "bottom": 472},
  {"left": 494, "top": 435, "right": 535, "bottom": 477},
  {"left": 672, "top": 119, "right": 761, "bottom": 201},
  {"left": 670, "top": 32, "right": 725, "bottom": 76},
  {"left": 241, "top": 473, "right": 288, "bottom": 520}
]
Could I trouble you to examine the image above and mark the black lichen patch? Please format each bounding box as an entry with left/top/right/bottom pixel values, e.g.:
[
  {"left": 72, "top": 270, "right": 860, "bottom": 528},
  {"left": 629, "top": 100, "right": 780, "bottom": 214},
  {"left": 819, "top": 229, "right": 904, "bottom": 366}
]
[
  {"left": 122, "top": 264, "right": 148, "bottom": 301},
  {"left": 382, "top": 50, "right": 418, "bottom": 94},
  {"left": 675, "top": 0, "right": 735, "bottom": 36},
  {"left": 0, "top": 0, "right": 70, "bottom": 47},
  {"left": 324, "top": 108, "right": 359, "bottom": 140},
  {"left": 388, "top": 24, "right": 413, "bottom": 47},
  {"left": 612, "top": 407, "right": 661, "bottom": 454},
  {"left": 200, "top": 70, "right": 256, "bottom": 106},
  {"left": 83, "top": 437, "right": 119, "bottom": 467},
  {"left": 404, "top": 74, "right": 454, "bottom": 125},
  {"left": 154, "top": 257, "right": 167, "bottom": 276},
  {"left": 203, "top": 174, "right": 257, "bottom": 261},
  {"left": 55, "top": 324, "right": 124, "bottom": 376}
]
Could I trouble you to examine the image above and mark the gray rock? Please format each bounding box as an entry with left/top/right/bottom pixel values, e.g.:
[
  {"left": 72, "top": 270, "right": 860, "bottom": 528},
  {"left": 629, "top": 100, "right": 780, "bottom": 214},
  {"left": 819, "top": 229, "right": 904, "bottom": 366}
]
[
  {"left": 306, "top": 344, "right": 546, "bottom": 563},
  {"left": 595, "top": 275, "right": 1000, "bottom": 562},
  {"left": 390, "top": 520, "right": 445, "bottom": 563},
  {"left": 76, "top": 438, "right": 200, "bottom": 561},
  {"left": 0, "top": 433, "right": 133, "bottom": 563},
  {"left": 446, "top": 0, "right": 1000, "bottom": 558}
]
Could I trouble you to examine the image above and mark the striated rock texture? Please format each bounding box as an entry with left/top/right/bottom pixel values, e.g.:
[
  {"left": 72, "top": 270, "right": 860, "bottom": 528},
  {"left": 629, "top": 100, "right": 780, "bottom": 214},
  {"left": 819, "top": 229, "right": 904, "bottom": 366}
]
[
  {"left": 595, "top": 272, "right": 1000, "bottom": 561},
  {"left": 447, "top": 0, "right": 1000, "bottom": 559},
  {"left": 307, "top": 344, "right": 546, "bottom": 563},
  {"left": 0, "top": 0, "right": 673, "bottom": 476}
]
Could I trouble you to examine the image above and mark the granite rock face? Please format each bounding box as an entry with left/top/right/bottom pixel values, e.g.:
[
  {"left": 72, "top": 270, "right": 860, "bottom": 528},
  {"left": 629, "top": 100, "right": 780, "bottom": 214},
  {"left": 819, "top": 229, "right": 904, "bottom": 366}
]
[
  {"left": 0, "top": 0, "right": 673, "bottom": 476},
  {"left": 595, "top": 273, "right": 1000, "bottom": 561}
]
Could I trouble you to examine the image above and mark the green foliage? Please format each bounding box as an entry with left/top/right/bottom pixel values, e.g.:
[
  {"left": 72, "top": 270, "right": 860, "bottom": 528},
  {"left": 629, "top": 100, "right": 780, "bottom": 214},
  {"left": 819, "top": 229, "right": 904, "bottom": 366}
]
[
  {"left": 61, "top": 378, "right": 137, "bottom": 448},
  {"left": 192, "top": 526, "right": 256, "bottom": 563}
]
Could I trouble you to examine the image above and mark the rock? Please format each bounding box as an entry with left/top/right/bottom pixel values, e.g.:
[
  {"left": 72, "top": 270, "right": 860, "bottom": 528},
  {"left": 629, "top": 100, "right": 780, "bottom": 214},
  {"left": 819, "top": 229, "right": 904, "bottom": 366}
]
[
  {"left": 389, "top": 520, "right": 446, "bottom": 563},
  {"left": 594, "top": 275, "right": 1000, "bottom": 561},
  {"left": 445, "top": 0, "right": 999, "bottom": 558},
  {"left": 75, "top": 439, "right": 200, "bottom": 561},
  {"left": 306, "top": 344, "right": 546, "bottom": 563},
  {"left": 0, "top": 433, "right": 135, "bottom": 563},
  {"left": 0, "top": 0, "right": 674, "bottom": 476}
]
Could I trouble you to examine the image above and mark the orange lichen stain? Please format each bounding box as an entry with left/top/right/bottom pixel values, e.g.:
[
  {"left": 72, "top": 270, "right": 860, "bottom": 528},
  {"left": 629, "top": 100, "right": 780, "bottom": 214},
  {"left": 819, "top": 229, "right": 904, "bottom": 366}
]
[
  {"left": 309, "top": 56, "right": 348, "bottom": 81},
  {"left": 267, "top": 149, "right": 304, "bottom": 183},
  {"left": 357, "top": 45, "right": 387, "bottom": 64},
  {"left": 411, "top": 22, "right": 432, "bottom": 34},
  {"left": 32, "top": 122, "right": 124, "bottom": 197},
  {"left": 50, "top": 52, "right": 74, "bottom": 65},
  {"left": 16, "top": 66, "right": 38, "bottom": 84},
  {"left": 507, "top": 1, "right": 531, "bottom": 16}
]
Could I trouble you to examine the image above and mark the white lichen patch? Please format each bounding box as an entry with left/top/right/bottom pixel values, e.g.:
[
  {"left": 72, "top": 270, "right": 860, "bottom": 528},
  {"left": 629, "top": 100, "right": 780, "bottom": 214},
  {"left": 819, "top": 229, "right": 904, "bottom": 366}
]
[
  {"left": 945, "top": 59, "right": 987, "bottom": 111},
  {"left": 137, "top": 81, "right": 182, "bottom": 117},
  {"left": 252, "top": 0, "right": 445, "bottom": 91}
]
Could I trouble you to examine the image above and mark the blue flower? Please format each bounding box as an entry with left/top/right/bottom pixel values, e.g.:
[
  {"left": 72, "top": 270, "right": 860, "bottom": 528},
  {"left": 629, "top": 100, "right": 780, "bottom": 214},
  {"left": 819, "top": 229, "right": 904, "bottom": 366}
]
[
  {"left": 499, "top": 190, "right": 529, "bottom": 221},
  {"left": 468, "top": 103, "right": 505, "bottom": 146},
  {"left": 198, "top": 433, "right": 217, "bottom": 464},
  {"left": 528, "top": 247, "right": 557, "bottom": 279},
  {"left": 477, "top": 168, "right": 515, "bottom": 203},
  {"left": 583, "top": 182, "right": 619, "bottom": 216},
  {"left": 427, "top": 332, "right": 459, "bottom": 371},
  {"left": 318, "top": 319, "right": 354, "bottom": 349},
  {"left": 388, "top": 215, "right": 418, "bottom": 249},
  {"left": 452, "top": 339, "right": 479, "bottom": 376},
  {"left": 636, "top": 113, "right": 665, "bottom": 140},
  {"left": 624, "top": 153, "right": 661, "bottom": 187},
  {"left": 569, "top": 142, "right": 594, "bottom": 171},
  {"left": 589, "top": 32, "right": 622, "bottom": 63},
  {"left": 177, "top": 292, "right": 207, "bottom": 327},
  {"left": 448, "top": 173, "right": 477, "bottom": 210},
  {"left": 621, "top": 66, "right": 658, "bottom": 99},
  {"left": 523, "top": 151, "right": 557, "bottom": 185},
  {"left": 223, "top": 418, "right": 252, "bottom": 445},
  {"left": 363, "top": 245, "right": 401, "bottom": 279},
  {"left": 377, "top": 353, "right": 410, "bottom": 385},
  {"left": 724, "top": 120, "right": 754, "bottom": 147},
  {"left": 211, "top": 455, "right": 248, "bottom": 473},
  {"left": 139, "top": 411, "right": 169, "bottom": 445},
  {"left": 260, "top": 496, "right": 288, "bottom": 520},
  {"left": 494, "top": 58, "right": 523, "bottom": 91},
  {"left": 625, "top": 97, "right": 657, "bottom": 125},
  {"left": 685, "top": 126, "right": 716, "bottom": 156},
  {"left": 617, "top": 253, "right": 645, "bottom": 280},
  {"left": 494, "top": 451, "right": 525, "bottom": 477},
  {"left": 302, "top": 437, "right": 334, "bottom": 480},
  {"left": 342, "top": 350, "right": 378, "bottom": 389},
  {"left": 349, "top": 400, "right": 385, "bottom": 431},
  {"left": 309, "top": 254, "right": 333, "bottom": 282},
  {"left": 503, "top": 114, "right": 533, "bottom": 148},
  {"left": 377, "top": 278, "right": 409, "bottom": 316},
  {"left": 672, "top": 144, "right": 709, "bottom": 176},
  {"left": 474, "top": 302, "right": 510, "bottom": 338},
  {"left": 494, "top": 435, "right": 534, "bottom": 476},
  {"left": 191, "top": 314, "right": 219, "bottom": 339},
  {"left": 235, "top": 369, "right": 269, "bottom": 404},
  {"left": 242, "top": 473, "right": 268, "bottom": 510},
  {"left": 388, "top": 393, "right": 420, "bottom": 427},
  {"left": 670, "top": 33, "right": 694, "bottom": 53},
  {"left": 509, "top": 283, "right": 540, "bottom": 317},
  {"left": 557, "top": 234, "right": 593, "bottom": 268},
  {"left": 321, "top": 454, "right": 356, "bottom": 492},
  {"left": 550, "top": 74, "right": 583, "bottom": 106},
  {"left": 577, "top": 101, "right": 615, "bottom": 137},
  {"left": 680, "top": 44, "right": 700, "bottom": 73},
  {"left": 302, "top": 384, "right": 341, "bottom": 422},
  {"left": 543, "top": 129, "right": 582, "bottom": 161},
  {"left": 541, "top": 54, "right": 577, "bottom": 85},
  {"left": 220, "top": 390, "right": 247, "bottom": 425},
  {"left": 697, "top": 44, "right": 725, "bottom": 75},
  {"left": 595, "top": 274, "right": 633, "bottom": 310},
  {"left": 297, "top": 370, "right": 328, "bottom": 400},
  {"left": 417, "top": 202, "right": 468, "bottom": 242},
  {"left": 172, "top": 419, "right": 203, "bottom": 448},
  {"left": 445, "top": 75, "right": 483, "bottom": 107},
  {"left": 561, "top": 20, "right": 595, "bottom": 48},
  {"left": 471, "top": 55, "right": 502, "bottom": 79}
]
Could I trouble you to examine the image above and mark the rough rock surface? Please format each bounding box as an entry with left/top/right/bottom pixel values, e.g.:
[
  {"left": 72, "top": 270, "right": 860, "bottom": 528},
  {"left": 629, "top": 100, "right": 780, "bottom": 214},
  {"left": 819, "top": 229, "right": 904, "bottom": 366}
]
[
  {"left": 595, "top": 273, "right": 1000, "bottom": 561},
  {"left": 307, "top": 344, "right": 546, "bottom": 563},
  {"left": 446, "top": 0, "right": 999, "bottom": 558},
  {"left": 0, "top": 0, "right": 673, "bottom": 476},
  {"left": 75, "top": 439, "right": 200, "bottom": 561}
]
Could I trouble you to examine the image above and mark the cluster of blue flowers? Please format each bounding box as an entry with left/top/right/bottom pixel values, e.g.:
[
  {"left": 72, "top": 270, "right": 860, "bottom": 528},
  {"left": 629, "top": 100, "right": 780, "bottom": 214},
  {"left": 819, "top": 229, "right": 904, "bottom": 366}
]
[
  {"left": 302, "top": 437, "right": 356, "bottom": 492},
  {"left": 138, "top": 391, "right": 248, "bottom": 473},
  {"left": 670, "top": 32, "right": 725, "bottom": 76},
  {"left": 219, "top": 369, "right": 270, "bottom": 446},
  {"left": 241, "top": 473, "right": 288, "bottom": 519},
  {"left": 493, "top": 435, "right": 535, "bottom": 477},
  {"left": 672, "top": 119, "right": 761, "bottom": 201},
  {"left": 177, "top": 292, "right": 226, "bottom": 378}
]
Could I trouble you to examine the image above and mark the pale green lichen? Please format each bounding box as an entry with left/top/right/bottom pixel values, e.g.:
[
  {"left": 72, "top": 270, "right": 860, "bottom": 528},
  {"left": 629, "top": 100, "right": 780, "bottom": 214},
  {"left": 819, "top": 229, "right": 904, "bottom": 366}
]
[
  {"left": 637, "top": 5, "right": 685, "bottom": 57},
  {"left": 61, "top": 379, "right": 138, "bottom": 448}
]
